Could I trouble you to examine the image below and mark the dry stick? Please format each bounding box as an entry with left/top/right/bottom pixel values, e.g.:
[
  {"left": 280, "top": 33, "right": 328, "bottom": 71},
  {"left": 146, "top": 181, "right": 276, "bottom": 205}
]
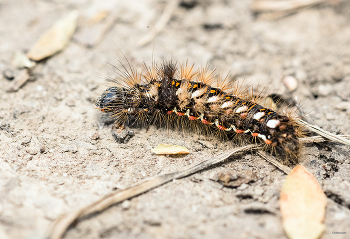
[
  {"left": 251, "top": 0, "right": 330, "bottom": 20},
  {"left": 251, "top": 0, "right": 328, "bottom": 12},
  {"left": 46, "top": 144, "right": 259, "bottom": 239},
  {"left": 257, "top": 151, "right": 292, "bottom": 174},
  {"left": 297, "top": 119, "right": 350, "bottom": 146},
  {"left": 137, "top": 0, "right": 179, "bottom": 47}
]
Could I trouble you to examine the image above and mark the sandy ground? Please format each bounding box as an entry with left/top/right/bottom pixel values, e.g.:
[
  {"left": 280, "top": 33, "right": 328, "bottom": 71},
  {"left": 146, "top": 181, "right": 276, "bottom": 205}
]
[{"left": 1, "top": 0, "right": 350, "bottom": 238}]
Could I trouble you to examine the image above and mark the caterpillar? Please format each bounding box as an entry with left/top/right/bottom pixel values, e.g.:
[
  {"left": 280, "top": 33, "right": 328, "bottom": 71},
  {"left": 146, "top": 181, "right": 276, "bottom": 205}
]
[{"left": 96, "top": 60, "right": 303, "bottom": 165}]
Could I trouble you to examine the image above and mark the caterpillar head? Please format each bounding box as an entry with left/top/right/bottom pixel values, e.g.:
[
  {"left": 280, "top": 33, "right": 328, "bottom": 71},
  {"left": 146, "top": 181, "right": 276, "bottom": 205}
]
[{"left": 96, "top": 87, "right": 140, "bottom": 113}]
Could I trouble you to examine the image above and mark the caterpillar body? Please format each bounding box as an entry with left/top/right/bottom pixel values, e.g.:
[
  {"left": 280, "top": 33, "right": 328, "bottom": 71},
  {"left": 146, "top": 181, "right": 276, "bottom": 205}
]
[{"left": 96, "top": 61, "right": 302, "bottom": 164}]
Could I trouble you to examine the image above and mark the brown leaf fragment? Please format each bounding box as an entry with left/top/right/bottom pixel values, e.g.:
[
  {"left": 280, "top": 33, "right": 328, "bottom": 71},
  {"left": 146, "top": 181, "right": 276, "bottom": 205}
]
[
  {"left": 6, "top": 69, "right": 30, "bottom": 92},
  {"left": 27, "top": 11, "right": 79, "bottom": 61},
  {"left": 280, "top": 165, "right": 327, "bottom": 239},
  {"left": 151, "top": 144, "right": 189, "bottom": 155}
]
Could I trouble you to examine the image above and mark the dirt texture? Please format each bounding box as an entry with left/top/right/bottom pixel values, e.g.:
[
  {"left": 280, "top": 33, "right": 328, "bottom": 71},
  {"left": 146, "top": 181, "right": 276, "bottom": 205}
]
[{"left": 1, "top": 0, "right": 350, "bottom": 239}]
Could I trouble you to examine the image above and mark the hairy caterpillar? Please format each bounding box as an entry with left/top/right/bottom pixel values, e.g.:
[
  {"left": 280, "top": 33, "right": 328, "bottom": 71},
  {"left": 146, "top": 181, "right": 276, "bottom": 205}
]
[{"left": 96, "top": 60, "right": 303, "bottom": 164}]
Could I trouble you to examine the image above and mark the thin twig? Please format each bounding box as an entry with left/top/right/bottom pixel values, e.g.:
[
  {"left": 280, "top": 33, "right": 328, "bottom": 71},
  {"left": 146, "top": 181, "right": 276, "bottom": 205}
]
[
  {"left": 251, "top": 0, "right": 328, "bottom": 13},
  {"left": 299, "top": 135, "right": 350, "bottom": 144},
  {"left": 257, "top": 151, "right": 291, "bottom": 174},
  {"left": 297, "top": 119, "right": 350, "bottom": 146},
  {"left": 46, "top": 144, "right": 259, "bottom": 239}
]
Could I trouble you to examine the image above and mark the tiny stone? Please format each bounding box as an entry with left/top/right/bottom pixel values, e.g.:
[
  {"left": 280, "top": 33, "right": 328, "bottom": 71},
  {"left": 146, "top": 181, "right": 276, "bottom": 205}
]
[
  {"left": 318, "top": 84, "right": 332, "bottom": 96},
  {"left": 335, "top": 101, "right": 350, "bottom": 111},
  {"left": 40, "top": 144, "right": 46, "bottom": 153},
  {"left": 237, "top": 183, "right": 249, "bottom": 190},
  {"left": 91, "top": 133, "right": 99, "bottom": 140},
  {"left": 283, "top": 76, "right": 298, "bottom": 91},
  {"left": 26, "top": 147, "right": 38, "bottom": 155},
  {"left": 66, "top": 100, "right": 75, "bottom": 107},
  {"left": 36, "top": 85, "right": 43, "bottom": 92},
  {"left": 121, "top": 200, "right": 131, "bottom": 210},
  {"left": 3, "top": 69, "right": 15, "bottom": 80}
]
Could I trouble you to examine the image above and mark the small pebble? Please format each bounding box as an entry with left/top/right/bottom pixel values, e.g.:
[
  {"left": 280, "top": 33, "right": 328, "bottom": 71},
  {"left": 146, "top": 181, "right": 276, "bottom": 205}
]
[
  {"left": 26, "top": 147, "right": 38, "bottom": 155},
  {"left": 283, "top": 76, "right": 298, "bottom": 91},
  {"left": 335, "top": 101, "right": 350, "bottom": 111},
  {"left": 121, "top": 200, "right": 131, "bottom": 210},
  {"left": 91, "top": 133, "right": 100, "bottom": 140},
  {"left": 66, "top": 100, "right": 75, "bottom": 107},
  {"left": 40, "top": 144, "right": 46, "bottom": 153},
  {"left": 237, "top": 183, "right": 249, "bottom": 190},
  {"left": 318, "top": 84, "right": 332, "bottom": 96},
  {"left": 3, "top": 69, "right": 15, "bottom": 80}
]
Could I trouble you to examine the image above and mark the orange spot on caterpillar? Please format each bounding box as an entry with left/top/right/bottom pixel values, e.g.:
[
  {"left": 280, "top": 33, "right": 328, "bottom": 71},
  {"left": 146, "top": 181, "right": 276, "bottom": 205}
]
[
  {"left": 217, "top": 125, "right": 227, "bottom": 130},
  {"left": 176, "top": 82, "right": 180, "bottom": 87},
  {"left": 188, "top": 83, "right": 191, "bottom": 87},
  {"left": 188, "top": 116, "right": 197, "bottom": 120},
  {"left": 236, "top": 129, "right": 243, "bottom": 134},
  {"left": 210, "top": 89, "right": 216, "bottom": 93},
  {"left": 265, "top": 139, "right": 272, "bottom": 145},
  {"left": 226, "top": 96, "right": 230, "bottom": 100},
  {"left": 202, "top": 119, "right": 209, "bottom": 124},
  {"left": 171, "top": 80, "right": 175, "bottom": 85},
  {"left": 252, "top": 133, "right": 259, "bottom": 137},
  {"left": 193, "top": 84, "right": 198, "bottom": 88},
  {"left": 177, "top": 112, "right": 185, "bottom": 116},
  {"left": 167, "top": 111, "right": 173, "bottom": 115}
]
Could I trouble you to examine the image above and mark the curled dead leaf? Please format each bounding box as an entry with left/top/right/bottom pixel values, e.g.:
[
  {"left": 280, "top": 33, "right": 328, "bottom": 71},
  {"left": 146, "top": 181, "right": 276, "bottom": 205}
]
[
  {"left": 280, "top": 165, "right": 327, "bottom": 239},
  {"left": 151, "top": 144, "right": 189, "bottom": 155}
]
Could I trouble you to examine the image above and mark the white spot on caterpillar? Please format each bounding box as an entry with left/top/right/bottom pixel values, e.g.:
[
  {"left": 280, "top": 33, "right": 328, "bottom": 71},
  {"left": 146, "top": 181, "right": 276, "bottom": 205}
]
[
  {"left": 199, "top": 113, "right": 204, "bottom": 120},
  {"left": 221, "top": 101, "right": 234, "bottom": 108},
  {"left": 207, "top": 96, "right": 220, "bottom": 103},
  {"left": 176, "top": 88, "right": 182, "bottom": 95},
  {"left": 267, "top": 119, "right": 280, "bottom": 128},
  {"left": 214, "top": 119, "right": 219, "bottom": 126},
  {"left": 185, "top": 109, "right": 190, "bottom": 116},
  {"left": 235, "top": 105, "right": 248, "bottom": 113},
  {"left": 191, "top": 88, "right": 207, "bottom": 98},
  {"left": 258, "top": 134, "right": 266, "bottom": 141},
  {"left": 253, "top": 112, "right": 265, "bottom": 120}
]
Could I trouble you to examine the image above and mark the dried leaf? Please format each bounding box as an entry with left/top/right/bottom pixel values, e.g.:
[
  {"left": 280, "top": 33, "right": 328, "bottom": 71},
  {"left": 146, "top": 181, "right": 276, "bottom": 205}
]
[
  {"left": 27, "top": 11, "right": 79, "bottom": 61},
  {"left": 12, "top": 51, "right": 36, "bottom": 69},
  {"left": 280, "top": 165, "right": 327, "bottom": 239},
  {"left": 151, "top": 144, "right": 189, "bottom": 155}
]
